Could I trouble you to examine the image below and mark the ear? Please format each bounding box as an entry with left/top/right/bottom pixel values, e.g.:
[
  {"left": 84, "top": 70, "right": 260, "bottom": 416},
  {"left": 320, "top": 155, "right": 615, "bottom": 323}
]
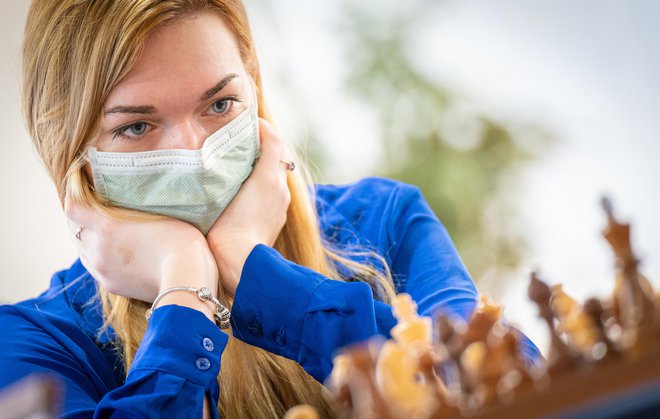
[{"left": 83, "top": 163, "right": 95, "bottom": 190}]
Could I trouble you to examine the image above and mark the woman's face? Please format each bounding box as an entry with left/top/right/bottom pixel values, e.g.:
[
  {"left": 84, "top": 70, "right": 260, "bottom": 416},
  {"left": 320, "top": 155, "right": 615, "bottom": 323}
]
[{"left": 95, "top": 12, "right": 254, "bottom": 153}]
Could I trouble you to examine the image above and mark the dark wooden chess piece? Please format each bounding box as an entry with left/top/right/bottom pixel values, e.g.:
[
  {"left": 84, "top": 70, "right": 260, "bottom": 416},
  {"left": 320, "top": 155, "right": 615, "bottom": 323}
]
[
  {"left": 528, "top": 272, "right": 582, "bottom": 374},
  {"left": 583, "top": 297, "right": 621, "bottom": 361}
]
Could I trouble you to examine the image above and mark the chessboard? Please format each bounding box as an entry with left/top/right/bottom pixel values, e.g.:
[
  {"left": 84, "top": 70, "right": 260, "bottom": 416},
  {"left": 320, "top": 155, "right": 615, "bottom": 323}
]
[{"left": 284, "top": 198, "right": 660, "bottom": 419}]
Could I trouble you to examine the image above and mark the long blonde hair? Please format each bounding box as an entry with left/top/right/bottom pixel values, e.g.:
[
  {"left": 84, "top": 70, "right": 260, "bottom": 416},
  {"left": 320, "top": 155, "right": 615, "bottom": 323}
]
[{"left": 22, "top": 1, "right": 396, "bottom": 417}]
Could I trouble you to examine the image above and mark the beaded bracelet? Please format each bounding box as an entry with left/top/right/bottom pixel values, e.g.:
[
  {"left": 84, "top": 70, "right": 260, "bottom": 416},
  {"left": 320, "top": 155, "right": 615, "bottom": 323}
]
[{"left": 145, "top": 286, "right": 231, "bottom": 330}]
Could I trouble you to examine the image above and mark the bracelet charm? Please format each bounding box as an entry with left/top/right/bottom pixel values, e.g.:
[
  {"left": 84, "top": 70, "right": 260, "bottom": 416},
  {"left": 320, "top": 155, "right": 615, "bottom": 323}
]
[{"left": 146, "top": 286, "right": 231, "bottom": 330}]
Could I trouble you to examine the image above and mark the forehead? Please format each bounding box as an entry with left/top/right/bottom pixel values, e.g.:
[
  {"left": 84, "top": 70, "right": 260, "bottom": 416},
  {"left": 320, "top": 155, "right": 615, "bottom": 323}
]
[{"left": 105, "top": 11, "right": 245, "bottom": 106}]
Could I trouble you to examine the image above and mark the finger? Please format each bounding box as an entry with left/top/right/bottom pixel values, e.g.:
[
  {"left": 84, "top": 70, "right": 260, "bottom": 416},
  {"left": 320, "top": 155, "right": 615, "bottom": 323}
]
[
  {"left": 255, "top": 118, "right": 287, "bottom": 174},
  {"left": 257, "top": 119, "right": 294, "bottom": 170},
  {"left": 252, "top": 119, "right": 291, "bottom": 192}
]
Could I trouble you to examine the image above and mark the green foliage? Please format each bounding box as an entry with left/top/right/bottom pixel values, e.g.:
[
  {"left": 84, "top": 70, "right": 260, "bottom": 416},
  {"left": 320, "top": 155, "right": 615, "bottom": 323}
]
[{"left": 337, "top": 2, "right": 554, "bottom": 281}]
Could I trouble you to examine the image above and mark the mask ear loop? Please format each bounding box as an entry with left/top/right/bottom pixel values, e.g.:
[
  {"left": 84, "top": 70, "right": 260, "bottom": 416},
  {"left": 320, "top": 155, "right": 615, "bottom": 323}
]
[{"left": 250, "top": 79, "right": 262, "bottom": 156}]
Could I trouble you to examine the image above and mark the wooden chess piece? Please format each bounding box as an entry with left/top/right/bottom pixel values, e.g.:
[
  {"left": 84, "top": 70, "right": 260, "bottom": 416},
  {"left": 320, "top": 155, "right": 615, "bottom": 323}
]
[
  {"left": 461, "top": 295, "right": 504, "bottom": 347},
  {"left": 459, "top": 297, "right": 510, "bottom": 408},
  {"left": 375, "top": 294, "right": 437, "bottom": 418},
  {"left": 601, "top": 197, "right": 658, "bottom": 355},
  {"left": 417, "top": 349, "right": 459, "bottom": 418},
  {"left": 326, "top": 353, "right": 354, "bottom": 413},
  {"left": 583, "top": 297, "right": 621, "bottom": 361},
  {"left": 390, "top": 293, "right": 433, "bottom": 350},
  {"left": 551, "top": 284, "right": 600, "bottom": 359},
  {"left": 494, "top": 330, "right": 537, "bottom": 402},
  {"left": 433, "top": 315, "right": 468, "bottom": 404},
  {"left": 283, "top": 404, "right": 320, "bottom": 419},
  {"left": 528, "top": 272, "right": 582, "bottom": 374},
  {"left": 348, "top": 341, "right": 395, "bottom": 419}
]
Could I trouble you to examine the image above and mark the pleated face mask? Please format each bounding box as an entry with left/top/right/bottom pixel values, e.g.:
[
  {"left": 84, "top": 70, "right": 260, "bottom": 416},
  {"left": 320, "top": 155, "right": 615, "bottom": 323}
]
[{"left": 87, "top": 105, "right": 261, "bottom": 234}]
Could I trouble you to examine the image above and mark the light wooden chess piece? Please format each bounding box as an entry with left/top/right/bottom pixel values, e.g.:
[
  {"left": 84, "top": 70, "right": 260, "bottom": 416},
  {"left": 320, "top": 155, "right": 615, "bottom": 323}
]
[
  {"left": 326, "top": 353, "right": 354, "bottom": 410},
  {"left": 528, "top": 272, "right": 582, "bottom": 374},
  {"left": 375, "top": 294, "right": 436, "bottom": 418},
  {"left": 601, "top": 197, "right": 658, "bottom": 355},
  {"left": 551, "top": 284, "right": 600, "bottom": 360},
  {"left": 390, "top": 293, "right": 433, "bottom": 349},
  {"left": 283, "top": 404, "right": 320, "bottom": 419},
  {"left": 348, "top": 341, "right": 394, "bottom": 419}
]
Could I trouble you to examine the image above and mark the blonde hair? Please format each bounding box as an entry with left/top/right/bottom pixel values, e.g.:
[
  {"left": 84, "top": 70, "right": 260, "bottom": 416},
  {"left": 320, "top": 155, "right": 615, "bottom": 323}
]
[{"left": 22, "top": 1, "right": 396, "bottom": 417}]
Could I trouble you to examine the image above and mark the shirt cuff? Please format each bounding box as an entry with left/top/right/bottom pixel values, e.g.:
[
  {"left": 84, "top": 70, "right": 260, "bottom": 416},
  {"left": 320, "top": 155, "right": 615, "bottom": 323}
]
[
  {"left": 230, "top": 244, "right": 326, "bottom": 360},
  {"left": 129, "top": 304, "right": 229, "bottom": 390}
]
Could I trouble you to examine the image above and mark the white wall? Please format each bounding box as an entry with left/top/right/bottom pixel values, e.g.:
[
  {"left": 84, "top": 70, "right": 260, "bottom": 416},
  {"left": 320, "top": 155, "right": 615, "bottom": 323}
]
[{"left": 0, "top": 1, "right": 77, "bottom": 303}]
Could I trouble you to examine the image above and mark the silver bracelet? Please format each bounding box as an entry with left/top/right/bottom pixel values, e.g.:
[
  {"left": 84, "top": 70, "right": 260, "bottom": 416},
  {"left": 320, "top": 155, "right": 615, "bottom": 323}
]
[{"left": 145, "top": 286, "right": 231, "bottom": 330}]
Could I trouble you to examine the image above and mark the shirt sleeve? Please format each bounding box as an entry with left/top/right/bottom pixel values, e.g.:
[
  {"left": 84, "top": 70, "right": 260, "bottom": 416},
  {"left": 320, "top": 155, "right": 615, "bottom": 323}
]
[
  {"left": 230, "top": 244, "right": 393, "bottom": 384},
  {"left": 230, "top": 181, "right": 541, "bottom": 385},
  {"left": 386, "top": 182, "right": 479, "bottom": 320},
  {"left": 386, "top": 182, "right": 542, "bottom": 364},
  {"left": 0, "top": 304, "right": 229, "bottom": 418}
]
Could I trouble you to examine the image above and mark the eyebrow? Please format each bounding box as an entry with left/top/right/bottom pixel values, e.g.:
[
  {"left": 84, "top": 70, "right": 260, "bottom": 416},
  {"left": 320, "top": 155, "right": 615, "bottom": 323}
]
[
  {"left": 104, "top": 105, "right": 157, "bottom": 115},
  {"left": 200, "top": 73, "right": 239, "bottom": 101},
  {"left": 104, "top": 73, "right": 240, "bottom": 115}
]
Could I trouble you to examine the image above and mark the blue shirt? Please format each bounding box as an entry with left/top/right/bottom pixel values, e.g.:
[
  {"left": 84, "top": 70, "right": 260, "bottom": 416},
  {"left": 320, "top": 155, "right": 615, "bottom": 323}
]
[{"left": 0, "top": 177, "right": 540, "bottom": 418}]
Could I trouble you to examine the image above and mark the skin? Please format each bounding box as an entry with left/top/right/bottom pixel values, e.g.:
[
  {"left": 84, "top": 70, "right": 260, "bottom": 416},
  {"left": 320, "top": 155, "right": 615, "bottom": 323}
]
[{"left": 64, "top": 12, "right": 291, "bottom": 413}]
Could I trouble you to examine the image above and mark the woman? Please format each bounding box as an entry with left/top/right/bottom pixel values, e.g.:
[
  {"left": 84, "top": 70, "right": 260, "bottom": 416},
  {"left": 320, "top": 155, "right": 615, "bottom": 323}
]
[{"left": 0, "top": 1, "right": 540, "bottom": 418}]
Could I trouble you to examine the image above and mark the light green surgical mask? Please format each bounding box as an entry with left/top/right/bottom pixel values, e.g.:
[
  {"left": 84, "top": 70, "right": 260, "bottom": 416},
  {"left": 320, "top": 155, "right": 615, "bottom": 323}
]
[{"left": 87, "top": 105, "right": 260, "bottom": 234}]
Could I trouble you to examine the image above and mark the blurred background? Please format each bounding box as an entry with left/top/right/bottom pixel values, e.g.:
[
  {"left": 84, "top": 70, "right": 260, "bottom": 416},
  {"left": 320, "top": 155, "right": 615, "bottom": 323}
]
[{"left": 1, "top": 0, "right": 659, "bottom": 355}]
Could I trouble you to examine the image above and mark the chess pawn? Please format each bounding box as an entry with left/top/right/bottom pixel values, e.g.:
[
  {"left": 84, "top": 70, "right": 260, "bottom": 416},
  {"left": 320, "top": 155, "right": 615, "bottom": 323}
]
[
  {"left": 417, "top": 349, "right": 458, "bottom": 418},
  {"left": 441, "top": 296, "right": 506, "bottom": 413},
  {"left": 391, "top": 293, "right": 433, "bottom": 351},
  {"left": 528, "top": 272, "right": 581, "bottom": 374},
  {"left": 375, "top": 294, "right": 437, "bottom": 418},
  {"left": 461, "top": 295, "right": 504, "bottom": 347},
  {"left": 583, "top": 297, "right": 621, "bottom": 360},
  {"left": 462, "top": 320, "right": 528, "bottom": 408},
  {"left": 375, "top": 340, "right": 437, "bottom": 418},
  {"left": 348, "top": 341, "right": 395, "bottom": 419},
  {"left": 283, "top": 404, "right": 320, "bottom": 419},
  {"left": 551, "top": 284, "right": 599, "bottom": 359},
  {"left": 326, "top": 354, "right": 354, "bottom": 411},
  {"left": 433, "top": 315, "right": 468, "bottom": 402},
  {"left": 460, "top": 341, "right": 490, "bottom": 407}
]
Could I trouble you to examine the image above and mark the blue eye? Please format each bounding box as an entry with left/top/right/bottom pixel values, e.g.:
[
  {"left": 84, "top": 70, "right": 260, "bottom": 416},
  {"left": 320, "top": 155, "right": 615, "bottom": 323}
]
[
  {"left": 212, "top": 99, "right": 230, "bottom": 114},
  {"left": 128, "top": 122, "right": 147, "bottom": 136},
  {"left": 112, "top": 121, "right": 151, "bottom": 141}
]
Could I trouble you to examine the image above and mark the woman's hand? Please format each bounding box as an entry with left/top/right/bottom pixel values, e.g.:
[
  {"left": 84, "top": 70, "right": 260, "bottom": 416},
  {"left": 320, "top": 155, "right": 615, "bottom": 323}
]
[
  {"left": 207, "top": 118, "right": 292, "bottom": 296},
  {"left": 65, "top": 197, "right": 219, "bottom": 305}
]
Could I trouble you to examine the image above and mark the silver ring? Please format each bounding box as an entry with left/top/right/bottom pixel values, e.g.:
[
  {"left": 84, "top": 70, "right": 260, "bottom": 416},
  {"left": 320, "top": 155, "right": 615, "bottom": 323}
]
[
  {"left": 280, "top": 160, "right": 296, "bottom": 171},
  {"left": 74, "top": 225, "right": 85, "bottom": 240}
]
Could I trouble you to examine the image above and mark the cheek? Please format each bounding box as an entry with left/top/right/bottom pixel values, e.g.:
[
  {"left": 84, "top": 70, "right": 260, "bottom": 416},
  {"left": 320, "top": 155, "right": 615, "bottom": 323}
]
[{"left": 119, "top": 246, "right": 135, "bottom": 266}]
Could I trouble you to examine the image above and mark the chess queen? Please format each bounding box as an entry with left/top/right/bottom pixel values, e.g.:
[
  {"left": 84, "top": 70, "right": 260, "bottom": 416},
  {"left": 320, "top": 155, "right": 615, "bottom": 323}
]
[{"left": 0, "top": 1, "right": 540, "bottom": 418}]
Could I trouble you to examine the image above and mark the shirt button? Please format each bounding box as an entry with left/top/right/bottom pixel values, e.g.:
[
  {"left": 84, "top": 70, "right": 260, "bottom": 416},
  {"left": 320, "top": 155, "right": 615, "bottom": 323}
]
[
  {"left": 248, "top": 319, "right": 263, "bottom": 337},
  {"left": 196, "top": 357, "right": 211, "bottom": 371},
  {"left": 275, "top": 329, "right": 286, "bottom": 346},
  {"left": 202, "top": 337, "right": 214, "bottom": 352}
]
